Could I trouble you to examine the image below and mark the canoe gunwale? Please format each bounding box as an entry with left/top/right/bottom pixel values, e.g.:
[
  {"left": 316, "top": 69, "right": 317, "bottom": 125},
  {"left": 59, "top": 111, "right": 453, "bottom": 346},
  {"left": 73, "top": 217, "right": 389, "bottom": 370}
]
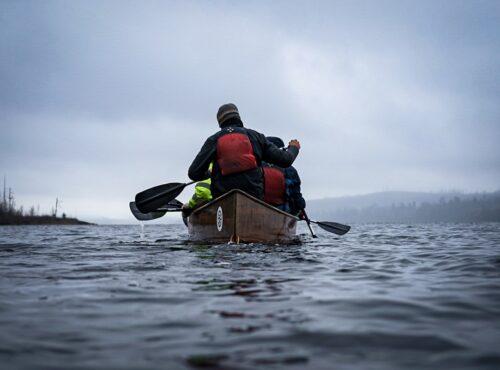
[{"left": 190, "top": 189, "right": 299, "bottom": 220}]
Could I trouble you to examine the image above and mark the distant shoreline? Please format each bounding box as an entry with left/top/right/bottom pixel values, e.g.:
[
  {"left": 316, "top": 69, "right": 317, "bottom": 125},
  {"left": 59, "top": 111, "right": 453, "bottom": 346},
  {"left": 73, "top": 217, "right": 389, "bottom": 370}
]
[
  {"left": 1, "top": 180, "right": 95, "bottom": 225},
  {"left": 0, "top": 214, "right": 94, "bottom": 225},
  {"left": 308, "top": 190, "right": 500, "bottom": 223}
]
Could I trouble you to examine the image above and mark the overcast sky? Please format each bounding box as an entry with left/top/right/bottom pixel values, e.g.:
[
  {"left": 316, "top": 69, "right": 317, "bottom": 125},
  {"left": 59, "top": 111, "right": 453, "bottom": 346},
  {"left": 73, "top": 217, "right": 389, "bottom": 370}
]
[{"left": 1, "top": 0, "right": 499, "bottom": 222}]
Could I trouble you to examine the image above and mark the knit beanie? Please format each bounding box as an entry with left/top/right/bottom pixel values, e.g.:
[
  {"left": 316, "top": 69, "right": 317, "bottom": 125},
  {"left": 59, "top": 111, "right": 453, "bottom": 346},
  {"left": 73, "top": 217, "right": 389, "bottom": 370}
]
[{"left": 217, "top": 103, "right": 240, "bottom": 125}]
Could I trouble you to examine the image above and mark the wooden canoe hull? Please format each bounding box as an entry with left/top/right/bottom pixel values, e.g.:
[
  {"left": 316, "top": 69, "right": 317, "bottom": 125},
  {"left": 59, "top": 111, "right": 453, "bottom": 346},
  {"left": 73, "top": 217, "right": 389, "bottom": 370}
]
[{"left": 187, "top": 189, "right": 298, "bottom": 244}]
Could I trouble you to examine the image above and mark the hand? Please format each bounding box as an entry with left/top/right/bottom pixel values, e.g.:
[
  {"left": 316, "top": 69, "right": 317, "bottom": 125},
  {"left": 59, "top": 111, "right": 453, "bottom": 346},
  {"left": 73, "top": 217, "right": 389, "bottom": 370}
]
[
  {"left": 288, "top": 139, "right": 301, "bottom": 149},
  {"left": 181, "top": 203, "right": 192, "bottom": 218}
]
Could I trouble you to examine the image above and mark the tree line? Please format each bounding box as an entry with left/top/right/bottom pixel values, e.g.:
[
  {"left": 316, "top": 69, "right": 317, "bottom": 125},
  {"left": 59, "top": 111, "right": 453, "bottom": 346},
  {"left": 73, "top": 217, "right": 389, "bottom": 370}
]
[
  {"left": 318, "top": 193, "right": 500, "bottom": 223},
  {"left": 0, "top": 177, "right": 89, "bottom": 225}
]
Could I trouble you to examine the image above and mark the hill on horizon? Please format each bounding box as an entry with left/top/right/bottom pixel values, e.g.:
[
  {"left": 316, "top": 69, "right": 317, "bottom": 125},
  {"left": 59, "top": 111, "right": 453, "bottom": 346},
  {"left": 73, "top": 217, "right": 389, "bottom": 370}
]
[{"left": 307, "top": 190, "right": 500, "bottom": 223}]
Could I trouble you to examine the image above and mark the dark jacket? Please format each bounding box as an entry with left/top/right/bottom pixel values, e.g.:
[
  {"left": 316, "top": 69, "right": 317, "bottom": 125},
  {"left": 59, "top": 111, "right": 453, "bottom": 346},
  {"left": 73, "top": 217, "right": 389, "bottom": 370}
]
[
  {"left": 284, "top": 166, "right": 306, "bottom": 215},
  {"left": 188, "top": 119, "right": 299, "bottom": 199}
]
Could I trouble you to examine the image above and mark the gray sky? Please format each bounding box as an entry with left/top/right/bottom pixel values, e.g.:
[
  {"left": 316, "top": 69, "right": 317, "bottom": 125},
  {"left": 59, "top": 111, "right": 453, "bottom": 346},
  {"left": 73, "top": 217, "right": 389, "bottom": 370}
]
[{"left": 1, "top": 0, "right": 499, "bottom": 222}]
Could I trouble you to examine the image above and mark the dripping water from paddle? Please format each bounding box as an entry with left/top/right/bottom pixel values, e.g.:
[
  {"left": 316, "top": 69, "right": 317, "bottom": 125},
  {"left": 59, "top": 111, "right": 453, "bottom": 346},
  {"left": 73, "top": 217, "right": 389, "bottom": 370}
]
[{"left": 139, "top": 221, "right": 145, "bottom": 240}]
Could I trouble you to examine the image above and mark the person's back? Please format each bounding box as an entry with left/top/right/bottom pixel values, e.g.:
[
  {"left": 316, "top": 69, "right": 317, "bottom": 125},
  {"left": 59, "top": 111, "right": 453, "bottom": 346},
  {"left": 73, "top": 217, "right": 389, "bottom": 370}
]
[{"left": 188, "top": 104, "right": 301, "bottom": 199}]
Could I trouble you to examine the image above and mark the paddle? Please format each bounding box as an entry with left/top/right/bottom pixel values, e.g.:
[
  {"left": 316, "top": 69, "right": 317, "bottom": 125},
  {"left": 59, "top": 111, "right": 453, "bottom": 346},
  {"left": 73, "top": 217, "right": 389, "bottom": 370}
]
[
  {"left": 129, "top": 199, "right": 183, "bottom": 221},
  {"left": 135, "top": 181, "right": 195, "bottom": 213},
  {"left": 130, "top": 202, "right": 167, "bottom": 221},
  {"left": 301, "top": 210, "right": 317, "bottom": 238},
  {"left": 309, "top": 220, "right": 351, "bottom": 236}
]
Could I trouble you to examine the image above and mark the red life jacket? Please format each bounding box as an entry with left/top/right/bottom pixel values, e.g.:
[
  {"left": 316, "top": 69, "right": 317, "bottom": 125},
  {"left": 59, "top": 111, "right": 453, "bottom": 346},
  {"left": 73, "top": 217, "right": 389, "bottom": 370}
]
[
  {"left": 263, "top": 166, "right": 285, "bottom": 205},
  {"left": 216, "top": 132, "right": 258, "bottom": 176}
]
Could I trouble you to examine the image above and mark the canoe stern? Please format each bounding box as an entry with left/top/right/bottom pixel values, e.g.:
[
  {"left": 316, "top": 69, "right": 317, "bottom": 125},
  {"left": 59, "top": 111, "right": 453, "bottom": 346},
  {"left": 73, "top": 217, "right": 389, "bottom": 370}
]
[{"left": 188, "top": 190, "right": 297, "bottom": 244}]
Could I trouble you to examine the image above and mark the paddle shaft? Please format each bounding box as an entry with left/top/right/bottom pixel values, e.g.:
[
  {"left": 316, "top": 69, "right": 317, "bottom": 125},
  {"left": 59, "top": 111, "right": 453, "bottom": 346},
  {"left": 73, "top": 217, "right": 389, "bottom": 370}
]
[{"left": 301, "top": 210, "right": 317, "bottom": 238}]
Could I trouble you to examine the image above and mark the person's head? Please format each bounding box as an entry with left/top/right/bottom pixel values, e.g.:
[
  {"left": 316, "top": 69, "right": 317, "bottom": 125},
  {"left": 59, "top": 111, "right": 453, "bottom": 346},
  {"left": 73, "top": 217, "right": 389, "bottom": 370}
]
[
  {"left": 266, "top": 136, "right": 285, "bottom": 149},
  {"left": 217, "top": 103, "right": 241, "bottom": 127}
]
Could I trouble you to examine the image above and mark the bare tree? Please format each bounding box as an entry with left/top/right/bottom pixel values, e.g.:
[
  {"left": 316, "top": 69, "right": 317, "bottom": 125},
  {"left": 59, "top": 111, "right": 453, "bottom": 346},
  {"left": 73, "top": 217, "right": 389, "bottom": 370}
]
[
  {"left": 1, "top": 175, "right": 6, "bottom": 212},
  {"left": 2, "top": 175, "right": 6, "bottom": 208},
  {"left": 8, "top": 188, "right": 14, "bottom": 213},
  {"left": 52, "top": 198, "right": 61, "bottom": 218}
]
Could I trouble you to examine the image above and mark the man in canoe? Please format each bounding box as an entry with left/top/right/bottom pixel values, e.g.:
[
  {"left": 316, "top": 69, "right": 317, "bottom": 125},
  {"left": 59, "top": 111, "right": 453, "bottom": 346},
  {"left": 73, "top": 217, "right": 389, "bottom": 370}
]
[
  {"left": 188, "top": 103, "right": 301, "bottom": 200},
  {"left": 263, "top": 136, "right": 306, "bottom": 218}
]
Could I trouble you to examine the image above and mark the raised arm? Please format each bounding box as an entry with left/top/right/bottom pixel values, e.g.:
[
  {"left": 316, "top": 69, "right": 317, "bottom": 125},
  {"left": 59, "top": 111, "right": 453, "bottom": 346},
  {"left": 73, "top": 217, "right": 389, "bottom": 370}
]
[{"left": 262, "top": 137, "right": 300, "bottom": 168}]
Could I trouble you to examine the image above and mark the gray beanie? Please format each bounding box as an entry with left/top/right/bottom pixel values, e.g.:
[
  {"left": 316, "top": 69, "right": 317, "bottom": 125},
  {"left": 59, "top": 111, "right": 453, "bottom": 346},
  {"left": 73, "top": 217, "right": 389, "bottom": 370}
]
[{"left": 217, "top": 103, "right": 240, "bottom": 125}]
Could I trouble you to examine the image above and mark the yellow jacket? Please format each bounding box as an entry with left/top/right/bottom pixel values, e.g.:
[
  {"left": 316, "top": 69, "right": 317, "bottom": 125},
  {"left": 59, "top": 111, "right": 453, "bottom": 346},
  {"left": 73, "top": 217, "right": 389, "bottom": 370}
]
[
  {"left": 187, "top": 178, "right": 212, "bottom": 208},
  {"left": 186, "top": 163, "right": 213, "bottom": 209}
]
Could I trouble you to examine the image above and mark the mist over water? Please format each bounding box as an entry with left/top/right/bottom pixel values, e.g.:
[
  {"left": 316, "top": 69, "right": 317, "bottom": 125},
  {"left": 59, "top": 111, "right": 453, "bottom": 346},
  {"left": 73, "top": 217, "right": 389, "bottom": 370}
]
[{"left": 1, "top": 223, "right": 500, "bottom": 369}]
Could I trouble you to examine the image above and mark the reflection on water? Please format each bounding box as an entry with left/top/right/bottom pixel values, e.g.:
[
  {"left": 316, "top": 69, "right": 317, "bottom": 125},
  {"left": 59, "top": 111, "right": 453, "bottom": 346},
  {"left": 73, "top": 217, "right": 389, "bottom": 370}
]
[{"left": 0, "top": 223, "right": 500, "bottom": 369}]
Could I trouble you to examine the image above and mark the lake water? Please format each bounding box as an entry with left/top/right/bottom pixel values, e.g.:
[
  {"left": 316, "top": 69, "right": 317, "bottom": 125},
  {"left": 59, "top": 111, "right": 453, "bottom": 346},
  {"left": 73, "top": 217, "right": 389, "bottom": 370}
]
[{"left": 1, "top": 223, "right": 500, "bottom": 370}]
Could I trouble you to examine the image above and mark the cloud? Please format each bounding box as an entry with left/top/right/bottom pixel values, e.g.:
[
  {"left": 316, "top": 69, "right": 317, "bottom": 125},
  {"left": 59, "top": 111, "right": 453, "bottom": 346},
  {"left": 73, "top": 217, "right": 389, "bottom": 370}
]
[{"left": 1, "top": 0, "right": 499, "bottom": 220}]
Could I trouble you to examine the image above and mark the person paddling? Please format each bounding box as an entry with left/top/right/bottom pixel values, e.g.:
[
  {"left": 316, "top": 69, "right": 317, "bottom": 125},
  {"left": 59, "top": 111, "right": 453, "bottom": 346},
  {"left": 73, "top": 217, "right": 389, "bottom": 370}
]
[
  {"left": 188, "top": 103, "right": 301, "bottom": 200},
  {"left": 181, "top": 163, "right": 213, "bottom": 224},
  {"left": 263, "top": 136, "right": 306, "bottom": 217}
]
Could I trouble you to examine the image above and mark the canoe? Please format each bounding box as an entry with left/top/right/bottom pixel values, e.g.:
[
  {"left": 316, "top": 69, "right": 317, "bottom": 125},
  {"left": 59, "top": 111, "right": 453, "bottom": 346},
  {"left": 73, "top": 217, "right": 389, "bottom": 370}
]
[{"left": 187, "top": 189, "right": 298, "bottom": 244}]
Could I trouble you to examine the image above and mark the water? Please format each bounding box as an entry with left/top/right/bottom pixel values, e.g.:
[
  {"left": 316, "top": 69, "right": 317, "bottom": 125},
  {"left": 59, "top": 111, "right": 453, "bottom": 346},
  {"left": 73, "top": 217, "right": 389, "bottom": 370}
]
[{"left": 1, "top": 223, "right": 500, "bottom": 370}]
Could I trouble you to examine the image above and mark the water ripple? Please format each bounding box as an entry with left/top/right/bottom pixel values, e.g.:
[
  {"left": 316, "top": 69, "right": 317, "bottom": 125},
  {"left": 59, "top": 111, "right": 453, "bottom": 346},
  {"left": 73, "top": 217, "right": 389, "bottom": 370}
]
[{"left": 0, "top": 223, "right": 499, "bottom": 369}]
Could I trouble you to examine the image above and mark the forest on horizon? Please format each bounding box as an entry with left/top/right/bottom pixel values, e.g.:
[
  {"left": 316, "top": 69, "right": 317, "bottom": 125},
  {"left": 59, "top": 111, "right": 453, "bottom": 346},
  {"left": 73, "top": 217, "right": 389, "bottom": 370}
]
[{"left": 307, "top": 190, "right": 500, "bottom": 223}]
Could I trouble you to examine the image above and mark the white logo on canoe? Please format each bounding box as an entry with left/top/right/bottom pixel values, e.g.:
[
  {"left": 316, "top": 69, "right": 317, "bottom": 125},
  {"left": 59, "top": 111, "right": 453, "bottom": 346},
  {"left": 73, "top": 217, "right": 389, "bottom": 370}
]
[{"left": 216, "top": 206, "right": 223, "bottom": 231}]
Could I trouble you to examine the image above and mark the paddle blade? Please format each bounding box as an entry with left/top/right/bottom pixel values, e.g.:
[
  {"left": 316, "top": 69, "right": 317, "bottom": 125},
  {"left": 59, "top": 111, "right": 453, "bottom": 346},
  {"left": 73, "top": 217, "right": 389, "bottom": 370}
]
[
  {"left": 315, "top": 221, "right": 351, "bottom": 236},
  {"left": 129, "top": 202, "right": 166, "bottom": 221},
  {"left": 166, "top": 198, "right": 183, "bottom": 209},
  {"left": 135, "top": 182, "right": 187, "bottom": 213}
]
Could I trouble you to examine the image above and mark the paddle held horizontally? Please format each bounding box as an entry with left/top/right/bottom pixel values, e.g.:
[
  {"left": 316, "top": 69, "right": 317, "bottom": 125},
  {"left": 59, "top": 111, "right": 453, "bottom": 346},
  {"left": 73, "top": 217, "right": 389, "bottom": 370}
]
[
  {"left": 129, "top": 199, "right": 183, "bottom": 221},
  {"left": 135, "top": 181, "right": 195, "bottom": 213}
]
